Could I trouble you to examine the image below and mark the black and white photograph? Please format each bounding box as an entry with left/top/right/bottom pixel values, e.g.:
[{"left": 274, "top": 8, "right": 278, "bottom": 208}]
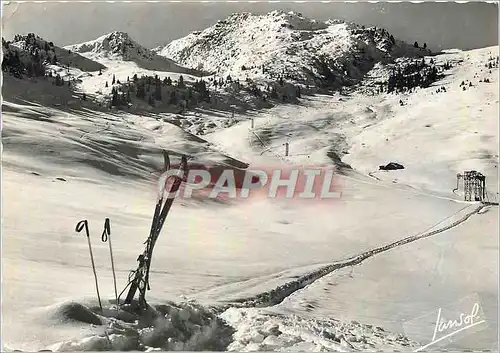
[{"left": 1, "top": 1, "right": 498, "bottom": 351}]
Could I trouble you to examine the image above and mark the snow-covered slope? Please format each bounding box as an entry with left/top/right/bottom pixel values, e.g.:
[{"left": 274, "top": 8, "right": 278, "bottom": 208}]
[
  {"left": 2, "top": 95, "right": 470, "bottom": 352},
  {"left": 66, "top": 31, "right": 204, "bottom": 75},
  {"left": 155, "top": 10, "right": 430, "bottom": 88},
  {"left": 2, "top": 22, "right": 498, "bottom": 353},
  {"left": 345, "top": 47, "right": 499, "bottom": 197}
]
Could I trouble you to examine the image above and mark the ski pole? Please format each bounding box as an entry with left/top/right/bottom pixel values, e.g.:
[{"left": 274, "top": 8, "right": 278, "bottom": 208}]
[
  {"left": 75, "top": 220, "right": 103, "bottom": 311},
  {"left": 101, "top": 218, "right": 118, "bottom": 310}
]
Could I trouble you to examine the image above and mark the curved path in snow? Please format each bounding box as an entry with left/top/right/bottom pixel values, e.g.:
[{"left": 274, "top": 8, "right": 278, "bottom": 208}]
[{"left": 216, "top": 202, "right": 487, "bottom": 311}]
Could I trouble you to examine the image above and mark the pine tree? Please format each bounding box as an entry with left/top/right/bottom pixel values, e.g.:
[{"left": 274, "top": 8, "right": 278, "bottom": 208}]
[
  {"left": 387, "top": 74, "right": 396, "bottom": 93},
  {"left": 169, "top": 90, "right": 177, "bottom": 105},
  {"left": 136, "top": 83, "right": 146, "bottom": 99},
  {"left": 423, "top": 43, "right": 427, "bottom": 49},
  {"left": 270, "top": 86, "right": 278, "bottom": 99},
  {"left": 177, "top": 75, "right": 185, "bottom": 88},
  {"left": 13, "top": 52, "right": 24, "bottom": 78},
  {"left": 112, "top": 74, "right": 116, "bottom": 85},
  {"left": 98, "top": 68, "right": 102, "bottom": 76},
  {"left": 55, "top": 74, "right": 63, "bottom": 86},
  {"left": 414, "top": 41, "right": 419, "bottom": 48},
  {"left": 154, "top": 82, "right": 162, "bottom": 101},
  {"left": 26, "top": 63, "right": 33, "bottom": 77},
  {"left": 111, "top": 87, "right": 119, "bottom": 106},
  {"left": 186, "top": 87, "right": 193, "bottom": 104},
  {"left": 105, "top": 81, "right": 108, "bottom": 88},
  {"left": 1, "top": 45, "right": 7, "bottom": 63}
]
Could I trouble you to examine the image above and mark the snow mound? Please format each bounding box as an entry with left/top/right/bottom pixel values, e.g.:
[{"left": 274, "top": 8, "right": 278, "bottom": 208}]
[
  {"left": 66, "top": 32, "right": 204, "bottom": 74},
  {"left": 45, "top": 301, "right": 234, "bottom": 352},
  {"left": 49, "top": 302, "right": 104, "bottom": 326},
  {"left": 221, "top": 307, "right": 419, "bottom": 351},
  {"left": 156, "top": 11, "right": 430, "bottom": 88}
]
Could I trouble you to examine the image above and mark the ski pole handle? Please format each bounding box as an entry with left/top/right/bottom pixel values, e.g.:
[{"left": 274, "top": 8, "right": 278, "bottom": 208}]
[
  {"left": 101, "top": 218, "right": 111, "bottom": 242},
  {"left": 76, "top": 220, "right": 90, "bottom": 238}
]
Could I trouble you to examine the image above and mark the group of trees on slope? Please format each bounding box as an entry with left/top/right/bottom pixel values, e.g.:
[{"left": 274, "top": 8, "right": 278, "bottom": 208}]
[
  {"left": 1, "top": 34, "right": 73, "bottom": 86},
  {"left": 104, "top": 71, "right": 303, "bottom": 111},
  {"left": 383, "top": 58, "right": 451, "bottom": 94},
  {"left": 1, "top": 34, "right": 54, "bottom": 78}
]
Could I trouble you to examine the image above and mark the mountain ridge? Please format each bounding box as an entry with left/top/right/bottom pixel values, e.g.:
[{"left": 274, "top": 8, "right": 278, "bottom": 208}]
[
  {"left": 153, "top": 11, "right": 432, "bottom": 89},
  {"left": 65, "top": 31, "right": 206, "bottom": 75}
]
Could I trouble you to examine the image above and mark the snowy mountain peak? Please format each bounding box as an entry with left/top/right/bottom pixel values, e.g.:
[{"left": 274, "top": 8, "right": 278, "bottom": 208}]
[
  {"left": 100, "top": 31, "right": 136, "bottom": 47},
  {"left": 65, "top": 31, "right": 206, "bottom": 74},
  {"left": 156, "top": 11, "right": 430, "bottom": 88},
  {"left": 66, "top": 31, "right": 155, "bottom": 61},
  {"left": 105, "top": 30, "right": 131, "bottom": 39}
]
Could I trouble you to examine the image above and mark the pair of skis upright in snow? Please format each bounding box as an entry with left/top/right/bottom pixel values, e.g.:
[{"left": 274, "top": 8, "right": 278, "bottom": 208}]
[{"left": 123, "top": 151, "right": 189, "bottom": 308}]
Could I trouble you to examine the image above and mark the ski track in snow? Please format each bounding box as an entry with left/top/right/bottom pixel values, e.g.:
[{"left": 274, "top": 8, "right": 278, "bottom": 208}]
[{"left": 213, "top": 203, "right": 485, "bottom": 311}]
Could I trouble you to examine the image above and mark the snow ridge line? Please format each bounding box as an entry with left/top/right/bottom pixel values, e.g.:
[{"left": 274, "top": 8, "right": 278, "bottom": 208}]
[{"left": 218, "top": 203, "right": 485, "bottom": 310}]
